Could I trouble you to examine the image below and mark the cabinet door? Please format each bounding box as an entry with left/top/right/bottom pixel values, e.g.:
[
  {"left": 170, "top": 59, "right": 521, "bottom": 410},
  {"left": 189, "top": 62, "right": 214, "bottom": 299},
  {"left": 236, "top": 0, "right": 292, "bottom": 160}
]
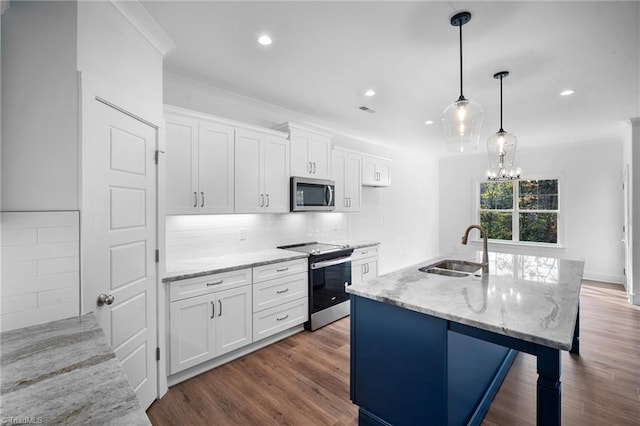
[
  {"left": 310, "top": 134, "right": 331, "bottom": 179},
  {"left": 362, "top": 156, "right": 377, "bottom": 186},
  {"left": 351, "top": 259, "right": 366, "bottom": 286},
  {"left": 235, "top": 129, "right": 264, "bottom": 213},
  {"left": 169, "top": 294, "right": 216, "bottom": 374},
  {"left": 198, "top": 120, "right": 234, "bottom": 213},
  {"left": 165, "top": 115, "right": 198, "bottom": 214},
  {"left": 376, "top": 159, "right": 391, "bottom": 186},
  {"left": 345, "top": 152, "right": 362, "bottom": 211},
  {"left": 331, "top": 150, "right": 348, "bottom": 212},
  {"left": 263, "top": 135, "right": 290, "bottom": 213},
  {"left": 290, "top": 129, "right": 312, "bottom": 177},
  {"left": 215, "top": 285, "right": 253, "bottom": 356},
  {"left": 363, "top": 258, "right": 379, "bottom": 281}
]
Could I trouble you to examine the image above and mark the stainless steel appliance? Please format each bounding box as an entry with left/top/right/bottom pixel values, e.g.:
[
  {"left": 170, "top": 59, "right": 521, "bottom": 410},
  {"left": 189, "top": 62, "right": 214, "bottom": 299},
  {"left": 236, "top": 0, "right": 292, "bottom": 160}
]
[
  {"left": 290, "top": 177, "right": 335, "bottom": 212},
  {"left": 278, "top": 242, "right": 354, "bottom": 330}
]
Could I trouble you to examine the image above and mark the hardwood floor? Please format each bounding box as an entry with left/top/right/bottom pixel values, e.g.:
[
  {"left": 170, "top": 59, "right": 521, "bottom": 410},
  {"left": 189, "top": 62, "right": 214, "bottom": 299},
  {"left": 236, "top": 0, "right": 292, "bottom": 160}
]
[{"left": 147, "top": 281, "right": 640, "bottom": 425}]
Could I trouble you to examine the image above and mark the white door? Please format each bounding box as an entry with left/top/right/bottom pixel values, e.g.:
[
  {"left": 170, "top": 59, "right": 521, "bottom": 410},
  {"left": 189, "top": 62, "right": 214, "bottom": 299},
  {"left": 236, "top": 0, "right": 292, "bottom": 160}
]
[
  {"left": 198, "top": 120, "right": 235, "bottom": 214},
  {"left": 84, "top": 99, "right": 158, "bottom": 409},
  {"left": 263, "top": 135, "right": 290, "bottom": 213}
]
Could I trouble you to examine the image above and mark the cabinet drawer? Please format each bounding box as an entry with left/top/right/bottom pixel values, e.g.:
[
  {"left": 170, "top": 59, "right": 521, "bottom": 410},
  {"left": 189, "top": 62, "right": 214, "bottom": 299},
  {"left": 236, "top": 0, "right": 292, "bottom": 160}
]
[
  {"left": 351, "top": 246, "right": 378, "bottom": 261},
  {"left": 253, "top": 272, "right": 308, "bottom": 312},
  {"left": 253, "top": 258, "right": 308, "bottom": 283},
  {"left": 170, "top": 268, "right": 252, "bottom": 302},
  {"left": 253, "top": 297, "right": 308, "bottom": 341}
]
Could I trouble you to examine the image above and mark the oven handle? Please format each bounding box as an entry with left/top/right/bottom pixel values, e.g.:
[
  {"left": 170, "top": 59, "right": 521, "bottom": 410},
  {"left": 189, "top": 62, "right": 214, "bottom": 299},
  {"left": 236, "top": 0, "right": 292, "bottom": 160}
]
[{"left": 311, "top": 256, "right": 352, "bottom": 270}]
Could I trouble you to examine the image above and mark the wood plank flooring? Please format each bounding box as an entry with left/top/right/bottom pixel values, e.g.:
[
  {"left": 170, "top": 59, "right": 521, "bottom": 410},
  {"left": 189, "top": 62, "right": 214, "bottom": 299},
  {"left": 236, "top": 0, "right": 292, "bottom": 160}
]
[{"left": 147, "top": 281, "right": 640, "bottom": 425}]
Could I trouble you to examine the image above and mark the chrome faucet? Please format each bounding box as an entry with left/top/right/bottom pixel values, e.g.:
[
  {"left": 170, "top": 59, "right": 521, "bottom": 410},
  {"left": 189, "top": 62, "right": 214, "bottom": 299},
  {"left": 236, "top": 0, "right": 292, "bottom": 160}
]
[{"left": 461, "top": 224, "right": 489, "bottom": 275}]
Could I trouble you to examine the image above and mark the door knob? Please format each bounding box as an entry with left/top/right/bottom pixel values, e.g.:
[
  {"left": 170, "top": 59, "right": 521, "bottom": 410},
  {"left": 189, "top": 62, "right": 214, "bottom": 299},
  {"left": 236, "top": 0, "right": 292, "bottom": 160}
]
[{"left": 97, "top": 293, "right": 115, "bottom": 306}]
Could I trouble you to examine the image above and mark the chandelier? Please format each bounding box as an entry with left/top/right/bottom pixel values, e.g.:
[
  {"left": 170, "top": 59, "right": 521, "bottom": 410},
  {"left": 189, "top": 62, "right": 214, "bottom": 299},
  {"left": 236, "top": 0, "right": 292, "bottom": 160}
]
[{"left": 486, "top": 71, "right": 521, "bottom": 180}]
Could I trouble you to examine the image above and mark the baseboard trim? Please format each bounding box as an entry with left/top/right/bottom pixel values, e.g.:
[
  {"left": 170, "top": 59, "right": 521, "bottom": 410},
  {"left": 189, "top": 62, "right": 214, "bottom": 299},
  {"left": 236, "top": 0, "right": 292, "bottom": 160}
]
[{"left": 582, "top": 271, "right": 625, "bottom": 285}]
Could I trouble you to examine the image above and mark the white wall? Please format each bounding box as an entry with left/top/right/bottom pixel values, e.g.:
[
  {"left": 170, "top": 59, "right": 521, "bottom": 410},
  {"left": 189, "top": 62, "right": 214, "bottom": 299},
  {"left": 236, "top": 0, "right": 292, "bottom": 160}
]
[
  {"left": 439, "top": 140, "right": 624, "bottom": 284},
  {"left": 77, "top": 1, "right": 164, "bottom": 114},
  {"left": 1, "top": 1, "right": 79, "bottom": 211},
  {"left": 164, "top": 73, "right": 440, "bottom": 274}
]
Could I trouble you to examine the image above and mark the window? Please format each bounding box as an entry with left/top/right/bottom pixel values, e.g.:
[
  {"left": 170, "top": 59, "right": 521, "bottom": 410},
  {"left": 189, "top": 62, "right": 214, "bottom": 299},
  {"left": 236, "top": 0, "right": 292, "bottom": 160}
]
[{"left": 479, "top": 179, "right": 559, "bottom": 245}]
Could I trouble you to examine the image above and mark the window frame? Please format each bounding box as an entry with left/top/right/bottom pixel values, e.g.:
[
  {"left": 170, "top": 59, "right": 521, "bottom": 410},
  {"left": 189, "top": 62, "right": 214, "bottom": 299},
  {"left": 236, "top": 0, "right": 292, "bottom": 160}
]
[{"left": 474, "top": 174, "right": 564, "bottom": 248}]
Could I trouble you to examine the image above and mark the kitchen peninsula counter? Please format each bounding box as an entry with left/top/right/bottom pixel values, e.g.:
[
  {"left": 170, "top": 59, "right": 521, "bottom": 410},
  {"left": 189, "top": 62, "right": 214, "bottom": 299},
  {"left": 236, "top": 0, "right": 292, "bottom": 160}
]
[
  {"left": 0, "top": 313, "right": 150, "bottom": 425},
  {"left": 346, "top": 251, "right": 584, "bottom": 426}
]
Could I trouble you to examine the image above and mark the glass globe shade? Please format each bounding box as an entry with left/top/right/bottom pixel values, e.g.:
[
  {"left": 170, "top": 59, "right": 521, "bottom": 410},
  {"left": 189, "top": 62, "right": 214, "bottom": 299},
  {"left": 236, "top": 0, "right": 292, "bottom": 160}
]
[
  {"left": 441, "top": 98, "right": 483, "bottom": 153},
  {"left": 487, "top": 130, "right": 517, "bottom": 171}
]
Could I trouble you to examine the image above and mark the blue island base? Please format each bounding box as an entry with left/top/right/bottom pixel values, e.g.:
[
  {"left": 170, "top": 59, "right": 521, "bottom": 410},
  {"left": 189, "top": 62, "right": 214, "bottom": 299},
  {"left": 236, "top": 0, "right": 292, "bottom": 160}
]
[{"left": 350, "top": 296, "right": 517, "bottom": 426}]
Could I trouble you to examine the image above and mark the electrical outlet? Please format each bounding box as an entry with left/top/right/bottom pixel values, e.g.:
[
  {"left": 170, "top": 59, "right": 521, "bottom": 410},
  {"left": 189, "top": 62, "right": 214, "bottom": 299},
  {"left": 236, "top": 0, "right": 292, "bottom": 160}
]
[{"left": 239, "top": 228, "right": 246, "bottom": 241}]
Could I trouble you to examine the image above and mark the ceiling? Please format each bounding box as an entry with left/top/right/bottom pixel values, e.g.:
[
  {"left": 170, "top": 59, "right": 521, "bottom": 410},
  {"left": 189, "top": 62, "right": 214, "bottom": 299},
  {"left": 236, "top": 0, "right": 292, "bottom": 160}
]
[{"left": 141, "top": 1, "right": 640, "bottom": 153}]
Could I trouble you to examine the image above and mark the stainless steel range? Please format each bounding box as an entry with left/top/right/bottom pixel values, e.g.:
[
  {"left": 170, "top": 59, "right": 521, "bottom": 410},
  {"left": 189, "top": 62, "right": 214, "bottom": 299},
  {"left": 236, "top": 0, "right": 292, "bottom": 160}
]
[{"left": 278, "top": 242, "right": 354, "bottom": 330}]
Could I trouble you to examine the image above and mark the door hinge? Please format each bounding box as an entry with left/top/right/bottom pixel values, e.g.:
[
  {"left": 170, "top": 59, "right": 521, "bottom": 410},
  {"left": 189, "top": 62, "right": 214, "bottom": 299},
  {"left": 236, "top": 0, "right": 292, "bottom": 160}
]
[
  {"left": 156, "top": 347, "right": 160, "bottom": 361},
  {"left": 155, "top": 249, "right": 159, "bottom": 263}
]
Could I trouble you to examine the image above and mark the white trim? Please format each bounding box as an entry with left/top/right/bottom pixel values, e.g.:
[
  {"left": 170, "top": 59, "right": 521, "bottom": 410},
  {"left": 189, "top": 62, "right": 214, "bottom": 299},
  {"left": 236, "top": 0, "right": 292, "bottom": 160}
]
[
  {"left": 582, "top": 271, "right": 625, "bottom": 285},
  {"left": 108, "top": 0, "right": 176, "bottom": 57}
]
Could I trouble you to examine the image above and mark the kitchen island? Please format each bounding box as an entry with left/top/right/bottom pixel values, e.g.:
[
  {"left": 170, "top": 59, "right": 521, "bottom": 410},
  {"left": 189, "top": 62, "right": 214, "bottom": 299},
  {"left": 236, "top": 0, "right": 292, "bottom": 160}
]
[{"left": 346, "top": 251, "right": 583, "bottom": 426}]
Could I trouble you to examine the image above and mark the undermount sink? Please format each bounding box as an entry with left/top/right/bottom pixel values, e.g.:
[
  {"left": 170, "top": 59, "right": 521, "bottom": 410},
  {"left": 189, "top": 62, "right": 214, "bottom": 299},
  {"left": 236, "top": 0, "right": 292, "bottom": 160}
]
[{"left": 419, "top": 259, "right": 483, "bottom": 278}]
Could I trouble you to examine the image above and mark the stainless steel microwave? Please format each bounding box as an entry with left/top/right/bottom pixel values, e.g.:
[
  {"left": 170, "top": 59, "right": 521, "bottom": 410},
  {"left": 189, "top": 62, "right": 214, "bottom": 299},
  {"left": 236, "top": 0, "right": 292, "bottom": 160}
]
[{"left": 290, "top": 177, "right": 335, "bottom": 212}]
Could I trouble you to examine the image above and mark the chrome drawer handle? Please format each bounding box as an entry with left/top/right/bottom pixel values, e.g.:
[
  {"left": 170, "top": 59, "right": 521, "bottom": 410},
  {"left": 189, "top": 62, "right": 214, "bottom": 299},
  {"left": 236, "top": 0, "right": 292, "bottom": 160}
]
[
  {"left": 276, "top": 314, "right": 289, "bottom": 321},
  {"left": 276, "top": 267, "right": 289, "bottom": 272},
  {"left": 210, "top": 301, "right": 215, "bottom": 319},
  {"left": 201, "top": 192, "right": 205, "bottom": 208},
  {"left": 276, "top": 288, "right": 289, "bottom": 294},
  {"left": 207, "top": 280, "right": 223, "bottom": 286},
  {"left": 193, "top": 192, "right": 198, "bottom": 208}
]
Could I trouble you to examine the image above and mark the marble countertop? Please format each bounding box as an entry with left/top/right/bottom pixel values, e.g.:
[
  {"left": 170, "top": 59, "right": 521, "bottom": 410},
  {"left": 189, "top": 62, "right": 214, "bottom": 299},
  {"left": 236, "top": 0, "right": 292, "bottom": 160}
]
[
  {"left": 164, "top": 248, "right": 309, "bottom": 282},
  {"left": 346, "top": 251, "right": 584, "bottom": 351},
  {"left": 0, "top": 313, "right": 150, "bottom": 425}
]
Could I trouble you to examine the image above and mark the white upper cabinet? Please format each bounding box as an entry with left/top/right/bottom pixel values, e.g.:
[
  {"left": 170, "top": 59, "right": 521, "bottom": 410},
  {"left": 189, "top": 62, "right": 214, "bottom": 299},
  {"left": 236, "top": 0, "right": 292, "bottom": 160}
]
[
  {"left": 362, "top": 155, "right": 391, "bottom": 187},
  {"left": 235, "top": 128, "right": 290, "bottom": 213},
  {"left": 277, "top": 123, "right": 331, "bottom": 179},
  {"left": 332, "top": 149, "right": 362, "bottom": 212},
  {"left": 165, "top": 110, "right": 234, "bottom": 214}
]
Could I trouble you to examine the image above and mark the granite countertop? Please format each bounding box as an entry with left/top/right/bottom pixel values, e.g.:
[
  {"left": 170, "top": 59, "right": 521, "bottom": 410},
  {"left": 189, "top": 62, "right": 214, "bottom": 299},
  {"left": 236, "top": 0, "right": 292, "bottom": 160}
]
[
  {"left": 0, "top": 313, "right": 150, "bottom": 425},
  {"left": 164, "top": 248, "right": 309, "bottom": 282},
  {"left": 346, "top": 251, "right": 584, "bottom": 351},
  {"left": 332, "top": 240, "right": 380, "bottom": 250}
]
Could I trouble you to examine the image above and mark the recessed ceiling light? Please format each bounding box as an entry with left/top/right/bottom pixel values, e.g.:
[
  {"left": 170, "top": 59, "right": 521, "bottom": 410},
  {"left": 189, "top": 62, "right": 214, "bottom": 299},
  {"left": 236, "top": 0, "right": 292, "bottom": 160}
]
[
  {"left": 258, "top": 35, "right": 272, "bottom": 46},
  {"left": 364, "top": 89, "right": 376, "bottom": 97},
  {"left": 425, "top": 120, "right": 434, "bottom": 125},
  {"left": 560, "top": 89, "right": 575, "bottom": 96}
]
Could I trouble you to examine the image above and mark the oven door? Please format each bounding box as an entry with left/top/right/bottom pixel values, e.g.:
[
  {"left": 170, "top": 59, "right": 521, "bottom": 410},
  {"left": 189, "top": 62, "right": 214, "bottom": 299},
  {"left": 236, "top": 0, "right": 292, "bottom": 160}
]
[{"left": 310, "top": 256, "right": 352, "bottom": 314}]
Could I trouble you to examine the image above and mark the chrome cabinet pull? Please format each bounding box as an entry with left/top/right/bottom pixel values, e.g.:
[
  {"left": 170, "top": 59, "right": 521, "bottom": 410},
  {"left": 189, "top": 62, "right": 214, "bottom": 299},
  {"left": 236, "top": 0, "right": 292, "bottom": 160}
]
[
  {"left": 260, "top": 194, "right": 264, "bottom": 207},
  {"left": 276, "top": 314, "right": 289, "bottom": 321},
  {"left": 218, "top": 299, "right": 222, "bottom": 317},
  {"left": 211, "top": 301, "right": 215, "bottom": 319},
  {"left": 276, "top": 267, "right": 289, "bottom": 272},
  {"left": 313, "top": 162, "right": 317, "bottom": 174},
  {"left": 201, "top": 192, "right": 205, "bottom": 208},
  {"left": 308, "top": 162, "right": 313, "bottom": 173},
  {"left": 344, "top": 197, "right": 348, "bottom": 207},
  {"left": 206, "top": 280, "right": 223, "bottom": 286},
  {"left": 361, "top": 251, "right": 368, "bottom": 255},
  {"left": 193, "top": 191, "right": 198, "bottom": 208},
  {"left": 276, "top": 288, "right": 289, "bottom": 294},
  {"left": 266, "top": 194, "right": 270, "bottom": 207}
]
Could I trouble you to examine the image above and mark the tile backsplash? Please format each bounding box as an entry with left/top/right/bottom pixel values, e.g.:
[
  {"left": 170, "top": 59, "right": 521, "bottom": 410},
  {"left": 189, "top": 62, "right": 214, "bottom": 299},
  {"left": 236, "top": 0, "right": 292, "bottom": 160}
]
[{"left": 166, "top": 213, "right": 348, "bottom": 262}]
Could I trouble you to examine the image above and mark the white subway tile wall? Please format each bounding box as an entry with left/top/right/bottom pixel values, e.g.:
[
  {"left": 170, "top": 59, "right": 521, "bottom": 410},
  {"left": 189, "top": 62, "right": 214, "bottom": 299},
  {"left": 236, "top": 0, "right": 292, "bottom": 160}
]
[
  {"left": 166, "top": 213, "right": 348, "bottom": 262},
  {"left": 1, "top": 211, "right": 80, "bottom": 332}
]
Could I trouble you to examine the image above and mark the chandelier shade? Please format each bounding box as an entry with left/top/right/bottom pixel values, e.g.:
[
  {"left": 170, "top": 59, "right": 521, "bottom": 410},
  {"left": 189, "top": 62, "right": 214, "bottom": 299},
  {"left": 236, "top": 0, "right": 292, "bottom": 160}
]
[{"left": 441, "top": 11, "right": 483, "bottom": 153}]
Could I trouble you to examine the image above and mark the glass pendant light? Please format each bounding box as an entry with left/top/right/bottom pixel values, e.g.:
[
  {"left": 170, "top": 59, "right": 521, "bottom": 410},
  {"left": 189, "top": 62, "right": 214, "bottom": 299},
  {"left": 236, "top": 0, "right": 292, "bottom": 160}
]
[
  {"left": 441, "top": 11, "right": 483, "bottom": 153},
  {"left": 486, "top": 71, "right": 521, "bottom": 180}
]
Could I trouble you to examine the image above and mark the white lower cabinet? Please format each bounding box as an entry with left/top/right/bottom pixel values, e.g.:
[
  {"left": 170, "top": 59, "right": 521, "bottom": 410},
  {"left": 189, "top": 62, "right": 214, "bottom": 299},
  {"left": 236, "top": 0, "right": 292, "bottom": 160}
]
[
  {"left": 169, "top": 270, "right": 252, "bottom": 375},
  {"left": 168, "top": 259, "right": 309, "bottom": 376},
  {"left": 351, "top": 246, "right": 379, "bottom": 286}
]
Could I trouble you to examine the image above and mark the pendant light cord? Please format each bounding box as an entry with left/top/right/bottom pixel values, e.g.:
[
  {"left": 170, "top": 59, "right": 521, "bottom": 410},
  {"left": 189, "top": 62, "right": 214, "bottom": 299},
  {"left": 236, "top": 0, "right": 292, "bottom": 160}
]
[
  {"left": 458, "top": 23, "right": 464, "bottom": 101},
  {"left": 499, "top": 74, "right": 504, "bottom": 132}
]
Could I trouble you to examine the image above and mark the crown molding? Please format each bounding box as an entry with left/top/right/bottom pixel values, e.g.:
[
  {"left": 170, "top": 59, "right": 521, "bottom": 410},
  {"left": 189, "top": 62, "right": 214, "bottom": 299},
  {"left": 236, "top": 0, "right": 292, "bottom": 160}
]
[{"left": 108, "top": 0, "right": 176, "bottom": 57}]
